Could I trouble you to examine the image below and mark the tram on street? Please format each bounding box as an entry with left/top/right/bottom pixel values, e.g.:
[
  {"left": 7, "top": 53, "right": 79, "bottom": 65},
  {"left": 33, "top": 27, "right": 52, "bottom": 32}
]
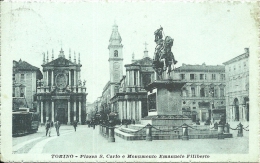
[{"left": 12, "top": 108, "right": 39, "bottom": 136}]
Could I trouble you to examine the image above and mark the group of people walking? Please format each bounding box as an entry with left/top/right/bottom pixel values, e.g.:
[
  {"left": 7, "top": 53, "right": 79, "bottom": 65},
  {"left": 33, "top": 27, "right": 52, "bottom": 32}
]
[{"left": 45, "top": 119, "right": 78, "bottom": 137}]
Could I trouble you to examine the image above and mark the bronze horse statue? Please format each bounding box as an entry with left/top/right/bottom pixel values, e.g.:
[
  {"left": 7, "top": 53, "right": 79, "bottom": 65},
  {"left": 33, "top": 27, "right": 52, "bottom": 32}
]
[{"left": 153, "top": 28, "right": 177, "bottom": 80}]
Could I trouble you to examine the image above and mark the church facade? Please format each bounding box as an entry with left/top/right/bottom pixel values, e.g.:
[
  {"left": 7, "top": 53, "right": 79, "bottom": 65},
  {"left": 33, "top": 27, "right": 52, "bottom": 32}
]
[
  {"left": 110, "top": 52, "right": 154, "bottom": 122},
  {"left": 36, "top": 49, "right": 87, "bottom": 124}
]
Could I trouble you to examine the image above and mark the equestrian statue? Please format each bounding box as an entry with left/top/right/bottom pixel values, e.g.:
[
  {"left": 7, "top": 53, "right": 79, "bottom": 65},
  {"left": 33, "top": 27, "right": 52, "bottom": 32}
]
[{"left": 153, "top": 26, "right": 177, "bottom": 80}]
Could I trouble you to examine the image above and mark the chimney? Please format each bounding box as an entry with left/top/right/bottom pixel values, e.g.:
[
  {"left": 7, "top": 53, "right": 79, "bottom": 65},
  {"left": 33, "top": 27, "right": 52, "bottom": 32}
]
[{"left": 244, "top": 48, "right": 249, "bottom": 54}]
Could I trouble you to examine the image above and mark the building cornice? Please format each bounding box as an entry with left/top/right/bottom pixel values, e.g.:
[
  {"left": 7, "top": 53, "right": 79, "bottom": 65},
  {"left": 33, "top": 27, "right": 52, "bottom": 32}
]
[{"left": 223, "top": 53, "right": 249, "bottom": 65}]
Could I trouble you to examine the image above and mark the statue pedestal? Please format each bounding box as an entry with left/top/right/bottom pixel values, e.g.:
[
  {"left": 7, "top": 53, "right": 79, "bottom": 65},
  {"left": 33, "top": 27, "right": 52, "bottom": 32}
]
[{"left": 142, "top": 79, "right": 192, "bottom": 126}]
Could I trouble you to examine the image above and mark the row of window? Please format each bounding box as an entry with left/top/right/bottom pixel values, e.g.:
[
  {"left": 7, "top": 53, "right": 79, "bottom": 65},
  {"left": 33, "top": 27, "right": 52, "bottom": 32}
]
[
  {"left": 13, "top": 73, "right": 25, "bottom": 82},
  {"left": 228, "top": 61, "right": 247, "bottom": 71},
  {"left": 183, "top": 87, "right": 225, "bottom": 97},
  {"left": 180, "top": 74, "right": 225, "bottom": 80},
  {"left": 13, "top": 87, "right": 25, "bottom": 97},
  {"left": 182, "top": 101, "right": 224, "bottom": 106}
]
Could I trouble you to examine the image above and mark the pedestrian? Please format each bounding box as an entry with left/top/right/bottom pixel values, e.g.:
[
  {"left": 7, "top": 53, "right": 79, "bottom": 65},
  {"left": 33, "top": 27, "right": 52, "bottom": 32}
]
[
  {"left": 48, "top": 120, "right": 54, "bottom": 137},
  {"left": 73, "top": 120, "right": 78, "bottom": 132},
  {"left": 54, "top": 120, "right": 61, "bottom": 136},
  {"left": 45, "top": 119, "right": 53, "bottom": 137},
  {"left": 45, "top": 120, "right": 51, "bottom": 137}
]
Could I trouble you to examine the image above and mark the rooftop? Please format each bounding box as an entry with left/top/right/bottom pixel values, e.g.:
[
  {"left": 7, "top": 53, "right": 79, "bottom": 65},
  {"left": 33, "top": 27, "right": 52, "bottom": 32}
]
[
  {"left": 223, "top": 48, "right": 249, "bottom": 65},
  {"left": 13, "top": 59, "right": 40, "bottom": 71},
  {"left": 175, "top": 63, "right": 225, "bottom": 72},
  {"left": 125, "top": 57, "right": 153, "bottom": 67}
]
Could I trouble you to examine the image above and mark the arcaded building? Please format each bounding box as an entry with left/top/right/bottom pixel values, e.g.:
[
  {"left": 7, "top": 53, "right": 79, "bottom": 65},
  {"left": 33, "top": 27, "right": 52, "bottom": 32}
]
[
  {"left": 223, "top": 48, "right": 249, "bottom": 122},
  {"left": 174, "top": 63, "right": 226, "bottom": 122},
  {"left": 36, "top": 49, "right": 87, "bottom": 124}
]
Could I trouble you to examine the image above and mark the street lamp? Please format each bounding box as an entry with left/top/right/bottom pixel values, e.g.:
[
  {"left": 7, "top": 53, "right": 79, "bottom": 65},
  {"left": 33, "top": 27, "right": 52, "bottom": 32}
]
[{"left": 209, "top": 87, "right": 214, "bottom": 124}]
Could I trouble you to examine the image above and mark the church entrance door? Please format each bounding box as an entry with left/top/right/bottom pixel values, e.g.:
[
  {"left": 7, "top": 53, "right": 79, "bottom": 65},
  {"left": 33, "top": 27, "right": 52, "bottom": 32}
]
[{"left": 57, "top": 108, "right": 66, "bottom": 124}]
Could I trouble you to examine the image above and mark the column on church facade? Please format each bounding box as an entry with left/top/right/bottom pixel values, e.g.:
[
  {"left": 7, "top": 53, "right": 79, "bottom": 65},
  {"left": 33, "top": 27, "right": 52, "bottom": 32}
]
[
  {"left": 76, "top": 70, "right": 79, "bottom": 86},
  {"left": 51, "top": 70, "right": 54, "bottom": 86},
  {"left": 46, "top": 70, "right": 49, "bottom": 86},
  {"left": 137, "top": 70, "right": 140, "bottom": 86},
  {"left": 122, "top": 101, "right": 125, "bottom": 119},
  {"left": 79, "top": 100, "right": 81, "bottom": 123},
  {"left": 45, "top": 101, "right": 49, "bottom": 121},
  {"left": 74, "top": 70, "right": 76, "bottom": 87},
  {"left": 74, "top": 101, "right": 76, "bottom": 121},
  {"left": 131, "top": 71, "right": 134, "bottom": 86},
  {"left": 69, "top": 70, "right": 71, "bottom": 86},
  {"left": 125, "top": 100, "right": 128, "bottom": 119},
  {"left": 43, "top": 71, "right": 46, "bottom": 86},
  {"left": 132, "top": 101, "right": 136, "bottom": 120},
  {"left": 41, "top": 101, "right": 43, "bottom": 123},
  {"left": 119, "top": 101, "right": 123, "bottom": 120},
  {"left": 138, "top": 101, "right": 142, "bottom": 121},
  {"left": 129, "top": 101, "right": 132, "bottom": 119},
  {"left": 52, "top": 101, "right": 54, "bottom": 121},
  {"left": 68, "top": 100, "right": 71, "bottom": 124}
]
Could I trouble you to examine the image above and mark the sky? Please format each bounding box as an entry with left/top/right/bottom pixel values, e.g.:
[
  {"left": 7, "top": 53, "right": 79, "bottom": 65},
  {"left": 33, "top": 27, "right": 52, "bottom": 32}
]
[{"left": 1, "top": 2, "right": 258, "bottom": 103}]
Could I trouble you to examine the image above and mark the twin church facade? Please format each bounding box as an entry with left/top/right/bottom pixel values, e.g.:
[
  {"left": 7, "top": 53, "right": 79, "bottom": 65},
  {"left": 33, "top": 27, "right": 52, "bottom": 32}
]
[{"left": 12, "top": 23, "right": 249, "bottom": 124}]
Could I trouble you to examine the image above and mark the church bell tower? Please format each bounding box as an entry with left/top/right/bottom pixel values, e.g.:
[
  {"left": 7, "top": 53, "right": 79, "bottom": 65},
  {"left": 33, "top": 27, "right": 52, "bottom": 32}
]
[{"left": 108, "top": 23, "right": 123, "bottom": 84}]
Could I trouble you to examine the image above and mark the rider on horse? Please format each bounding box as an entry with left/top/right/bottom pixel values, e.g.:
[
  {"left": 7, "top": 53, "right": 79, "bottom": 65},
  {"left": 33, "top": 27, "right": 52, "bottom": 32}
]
[{"left": 153, "top": 27, "right": 177, "bottom": 79}]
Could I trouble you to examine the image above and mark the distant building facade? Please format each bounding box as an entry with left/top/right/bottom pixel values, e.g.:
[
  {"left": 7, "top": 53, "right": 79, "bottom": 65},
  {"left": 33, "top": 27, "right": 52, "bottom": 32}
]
[
  {"left": 36, "top": 49, "right": 87, "bottom": 124},
  {"left": 174, "top": 63, "right": 226, "bottom": 122},
  {"left": 223, "top": 48, "right": 249, "bottom": 122},
  {"left": 12, "top": 59, "right": 42, "bottom": 111}
]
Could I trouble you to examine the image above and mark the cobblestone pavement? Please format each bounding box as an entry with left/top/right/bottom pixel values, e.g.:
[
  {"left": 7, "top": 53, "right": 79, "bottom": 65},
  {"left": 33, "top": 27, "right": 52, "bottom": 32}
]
[{"left": 13, "top": 124, "right": 249, "bottom": 154}]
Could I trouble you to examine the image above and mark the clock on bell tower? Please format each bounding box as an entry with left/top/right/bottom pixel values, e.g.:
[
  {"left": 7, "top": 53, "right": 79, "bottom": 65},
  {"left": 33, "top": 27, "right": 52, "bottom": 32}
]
[{"left": 108, "top": 23, "right": 123, "bottom": 83}]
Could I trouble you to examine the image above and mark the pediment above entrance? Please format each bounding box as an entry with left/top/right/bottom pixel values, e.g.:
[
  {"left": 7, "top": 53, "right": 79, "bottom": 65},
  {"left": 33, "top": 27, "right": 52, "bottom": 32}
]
[{"left": 43, "top": 57, "right": 77, "bottom": 67}]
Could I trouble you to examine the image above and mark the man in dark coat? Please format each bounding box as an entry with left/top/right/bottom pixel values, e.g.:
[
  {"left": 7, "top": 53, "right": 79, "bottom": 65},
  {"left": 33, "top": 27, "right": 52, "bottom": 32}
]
[
  {"left": 45, "top": 119, "right": 53, "bottom": 137},
  {"left": 54, "top": 120, "right": 61, "bottom": 136},
  {"left": 45, "top": 120, "right": 51, "bottom": 137},
  {"left": 73, "top": 120, "right": 78, "bottom": 132}
]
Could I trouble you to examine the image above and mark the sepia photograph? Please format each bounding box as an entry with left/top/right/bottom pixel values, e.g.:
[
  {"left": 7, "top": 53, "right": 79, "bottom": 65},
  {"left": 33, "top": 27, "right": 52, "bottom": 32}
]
[{"left": 1, "top": 1, "right": 259, "bottom": 162}]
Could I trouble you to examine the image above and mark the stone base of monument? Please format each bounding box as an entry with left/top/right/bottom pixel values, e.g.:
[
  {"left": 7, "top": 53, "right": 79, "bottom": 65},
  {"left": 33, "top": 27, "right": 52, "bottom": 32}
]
[
  {"left": 141, "top": 115, "right": 192, "bottom": 126},
  {"left": 114, "top": 124, "right": 233, "bottom": 141},
  {"left": 144, "top": 79, "right": 192, "bottom": 126}
]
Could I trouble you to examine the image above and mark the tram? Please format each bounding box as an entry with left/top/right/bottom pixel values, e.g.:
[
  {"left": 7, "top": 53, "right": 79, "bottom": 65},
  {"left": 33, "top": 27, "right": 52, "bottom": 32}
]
[{"left": 12, "top": 108, "right": 39, "bottom": 136}]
